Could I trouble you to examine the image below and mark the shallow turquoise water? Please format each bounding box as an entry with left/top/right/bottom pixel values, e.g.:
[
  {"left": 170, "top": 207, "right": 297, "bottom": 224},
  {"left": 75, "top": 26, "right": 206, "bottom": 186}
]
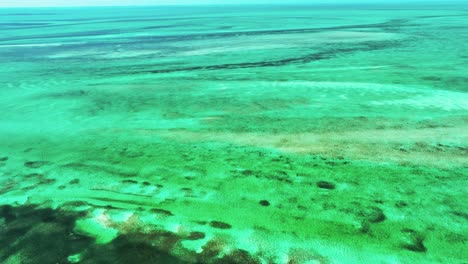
[{"left": 0, "top": 4, "right": 467, "bottom": 264}]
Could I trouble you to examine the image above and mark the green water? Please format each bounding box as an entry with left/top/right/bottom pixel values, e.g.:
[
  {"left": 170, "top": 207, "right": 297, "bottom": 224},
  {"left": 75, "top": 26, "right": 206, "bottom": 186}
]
[{"left": 0, "top": 4, "right": 467, "bottom": 264}]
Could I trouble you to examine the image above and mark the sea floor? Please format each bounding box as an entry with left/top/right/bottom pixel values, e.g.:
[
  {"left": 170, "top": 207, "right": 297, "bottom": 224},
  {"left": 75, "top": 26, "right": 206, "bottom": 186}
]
[{"left": 0, "top": 4, "right": 467, "bottom": 264}]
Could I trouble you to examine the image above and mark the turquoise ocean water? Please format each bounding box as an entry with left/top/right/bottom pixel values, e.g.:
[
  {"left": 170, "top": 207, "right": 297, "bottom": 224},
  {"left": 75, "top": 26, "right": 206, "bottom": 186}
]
[{"left": 0, "top": 4, "right": 467, "bottom": 264}]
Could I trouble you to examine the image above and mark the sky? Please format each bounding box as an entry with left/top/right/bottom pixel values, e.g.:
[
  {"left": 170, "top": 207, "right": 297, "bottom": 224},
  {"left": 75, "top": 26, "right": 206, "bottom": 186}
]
[{"left": 0, "top": 0, "right": 448, "bottom": 7}]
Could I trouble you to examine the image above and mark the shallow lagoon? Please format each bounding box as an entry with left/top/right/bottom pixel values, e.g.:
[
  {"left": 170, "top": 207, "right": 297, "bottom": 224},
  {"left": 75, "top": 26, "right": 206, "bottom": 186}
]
[{"left": 0, "top": 4, "right": 467, "bottom": 264}]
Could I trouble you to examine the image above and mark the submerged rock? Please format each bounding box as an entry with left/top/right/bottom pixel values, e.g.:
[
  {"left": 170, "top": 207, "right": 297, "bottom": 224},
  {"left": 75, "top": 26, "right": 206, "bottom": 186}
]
[
  {"left": 151, "top": 208, "right": 174, "bottom": 216},
  {"left": 84, "top": 233, "right": 188, "bottom": 264},
  {"left": 0, "top": 205, "right": 94, "bottom": 263},
  {"left": 69, "top": 179, "right": 80, "bottom": 185},
  {"left": 121, "top": 179, "right": 138, "bottom": 184},
  {"left": 209, "top": 221, "right": 232, "bottom": 229},
  {"left": 187, "top": 231, "right": 205, "bottom": 240},
  {"left": 400, "top": 229, "right": 427, "bottom": 252},
  {"left": 200, "top": 239, "right": 225, "bottom": 261},
  {"left": 242, "top": 170, "right": 254, "bottom": 176},
  {"left": 214, "top": 249, "right": 260, "bottom": 264},
  {"left": 395, "top": 200, "right": 408, "bottom": 208},
  {"left": 359, "top": 206, "right": 386, "bottom": 223},
  {"left": 316, "top": 181, "right": 336, "bottom": 190},
  {"left": 40, "top": 178, "right": 57, "bottom": 185},
  {"left": 24, "top": 173, "right": 44, "bottom": 178},
  {"left": 24, "top": 161, "right": 50, "bottom": 169}
]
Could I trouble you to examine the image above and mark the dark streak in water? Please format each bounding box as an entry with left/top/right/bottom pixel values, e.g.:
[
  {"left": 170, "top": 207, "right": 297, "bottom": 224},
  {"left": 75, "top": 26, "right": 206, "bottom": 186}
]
[
  {"left": 118, "top": 41, "right": 395, "bottom": 75},
  {"left": 87, "top": 196, "right": 155, "bottom": 207},
  {"left": 90, "top": 188, "right": 153, "bottom": 198},
  {"left": 416, "top": 14, "right": 468, "bottom": 19}
]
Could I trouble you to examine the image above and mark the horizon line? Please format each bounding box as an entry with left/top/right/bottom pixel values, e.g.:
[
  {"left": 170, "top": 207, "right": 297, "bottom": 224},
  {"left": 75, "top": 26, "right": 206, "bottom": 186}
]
[{"left": 0, "top": 1, "right": 466, "bottom": 8}]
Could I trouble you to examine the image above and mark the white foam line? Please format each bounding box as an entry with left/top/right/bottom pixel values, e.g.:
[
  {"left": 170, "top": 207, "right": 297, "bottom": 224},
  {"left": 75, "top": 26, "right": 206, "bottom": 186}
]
[{"left": 0, "top": 42, "right": 84, "bottom": 48}]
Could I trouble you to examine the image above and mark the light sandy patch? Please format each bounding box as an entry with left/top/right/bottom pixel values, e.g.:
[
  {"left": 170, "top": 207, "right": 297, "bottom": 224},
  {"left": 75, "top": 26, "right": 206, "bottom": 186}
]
[{"left": 154, "top": 126, "right": 468, "bottom": 167}]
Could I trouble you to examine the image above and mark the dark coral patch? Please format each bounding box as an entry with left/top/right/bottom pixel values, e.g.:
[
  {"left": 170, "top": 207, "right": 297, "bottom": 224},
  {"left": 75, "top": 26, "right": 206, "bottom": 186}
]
[
  {"left": 395, "top": 200, "right": 408, "bottom": 208},
  {"left": 0, "top": 205, "right": 193, "bottom": 264},
  {"left": 213, "top": 249, "right": 260, "bottom": 264},
  {"left": 241, "top": 170, "right": 253, "bottom": 176},
  {"left": 187, "top": 231, "right": 205, "bottom": 240},
  {"left": 24, "top": 173, "right": 44, "bottom": 178},
  {"left": 400, "top": 229, "right": 427, "bottom": 252},
  {"left": 83, "top": 233, "right": 187, "bottom": 264},
  {"left": 0, "top": 205, "right": 93, "bottom": 263},
  {"left": 69, "top": 179, "right": 80, "bottom": 185},
  {"left": 151, "top": 208, "right": 174, "bottom": 216},
  {"left": 209, "top": 221, "right": 232, "bottom": 229},
  {"left": 24, "top": 161, "right": 50, "bottom": 168},
  {"left": 359, "top": 206, "right": 386, "bottom": 223},
  {"left": 199, "top": 239, "right": 224, "bottom": 261},
  {"left": 316, "top": 181, "right": 335, "bottom": 190},
  {"left": 122, "top": 179, "right": 138, "bottom": 184},
  {"left": 40, "top": 178, "right": 57, "bottom": 185}
]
